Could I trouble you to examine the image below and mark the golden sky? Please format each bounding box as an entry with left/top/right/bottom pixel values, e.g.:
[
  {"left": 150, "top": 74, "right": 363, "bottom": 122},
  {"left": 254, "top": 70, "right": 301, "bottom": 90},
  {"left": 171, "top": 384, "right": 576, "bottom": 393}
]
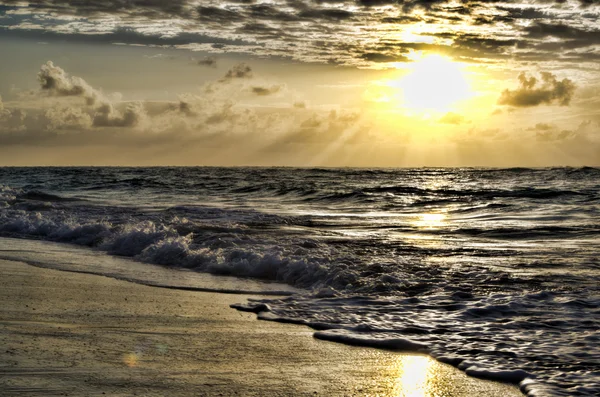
[{"left": 0, "top": 0, "right": 598, "bottom": 166}]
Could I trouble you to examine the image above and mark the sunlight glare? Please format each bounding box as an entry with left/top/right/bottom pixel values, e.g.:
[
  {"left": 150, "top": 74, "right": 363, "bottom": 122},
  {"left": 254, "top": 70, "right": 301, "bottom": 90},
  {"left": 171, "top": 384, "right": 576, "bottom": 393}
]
[
  {"left": 392, "top": 355, "right": 433, "bottom": 397},
  {"left": 414, "top": 213, "right": 447, "bottom": 229},
  {"left": 393, "top": 55, "right": 471, "bottom": 113}
]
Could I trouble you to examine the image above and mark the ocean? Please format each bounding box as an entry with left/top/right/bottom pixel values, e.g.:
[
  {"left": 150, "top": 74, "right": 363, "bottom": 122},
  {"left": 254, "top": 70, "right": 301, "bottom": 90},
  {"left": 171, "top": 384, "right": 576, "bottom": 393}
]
[{"left": 0, "top": 167, "right": 598, "bottom": 396}]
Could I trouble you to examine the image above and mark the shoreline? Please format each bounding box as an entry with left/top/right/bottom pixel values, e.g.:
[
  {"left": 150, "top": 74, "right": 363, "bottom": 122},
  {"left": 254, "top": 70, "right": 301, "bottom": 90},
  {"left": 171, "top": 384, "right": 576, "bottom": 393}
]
[{"left": 1, "top": 258, "right": 523, "bottom": 396}]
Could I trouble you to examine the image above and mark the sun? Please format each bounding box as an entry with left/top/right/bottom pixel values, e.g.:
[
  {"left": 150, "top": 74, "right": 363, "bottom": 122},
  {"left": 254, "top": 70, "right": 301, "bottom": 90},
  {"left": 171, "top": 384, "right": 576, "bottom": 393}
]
[{"left": 391, "top": 55, "right": 472, "bottom": 113}]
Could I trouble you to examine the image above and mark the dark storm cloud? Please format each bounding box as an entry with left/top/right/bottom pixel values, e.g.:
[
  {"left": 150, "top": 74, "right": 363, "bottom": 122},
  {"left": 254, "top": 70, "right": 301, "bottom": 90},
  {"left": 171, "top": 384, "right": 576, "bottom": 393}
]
[{"left": 498, "top": 72, "right": 576, "bottom": 107}]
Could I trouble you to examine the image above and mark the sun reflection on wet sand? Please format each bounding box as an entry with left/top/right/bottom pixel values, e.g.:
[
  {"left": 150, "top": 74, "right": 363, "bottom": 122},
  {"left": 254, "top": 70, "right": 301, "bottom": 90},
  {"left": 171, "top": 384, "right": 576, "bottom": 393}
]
[
  {"left": 390, "top": 355, "right": 449, "bottom": 397},
  {"left": 123, "top": 352, "right": 140, "bottom": 367}
]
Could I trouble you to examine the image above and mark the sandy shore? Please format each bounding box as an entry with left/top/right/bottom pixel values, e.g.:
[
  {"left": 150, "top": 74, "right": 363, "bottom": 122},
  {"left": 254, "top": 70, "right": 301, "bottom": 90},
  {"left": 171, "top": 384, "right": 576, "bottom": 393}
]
[{"left": 0, "top": 259, "right": 523, "bottom": 396}]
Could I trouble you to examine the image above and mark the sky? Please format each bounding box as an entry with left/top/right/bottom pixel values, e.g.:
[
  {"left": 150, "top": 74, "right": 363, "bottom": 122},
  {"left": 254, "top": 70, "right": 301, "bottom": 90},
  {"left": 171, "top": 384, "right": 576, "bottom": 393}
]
[{"left": 0, "top": 0, "right": 598, "bottom": 167}]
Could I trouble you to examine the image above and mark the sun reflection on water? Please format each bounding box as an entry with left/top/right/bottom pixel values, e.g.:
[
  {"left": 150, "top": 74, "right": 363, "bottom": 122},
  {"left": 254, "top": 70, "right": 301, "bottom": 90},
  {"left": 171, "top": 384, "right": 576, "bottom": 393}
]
[{"left": 414, "top": 213, "right": 447, "bottom": 229}]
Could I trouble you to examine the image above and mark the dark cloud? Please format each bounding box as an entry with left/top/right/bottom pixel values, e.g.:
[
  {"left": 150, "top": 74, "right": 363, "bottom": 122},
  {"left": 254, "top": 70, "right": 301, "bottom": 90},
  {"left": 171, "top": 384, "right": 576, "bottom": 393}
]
[
  {"left": 356, "top": 0, "right": 398, "bottom": 7},
  {"left": 251, "top": 85, "right": 283, "bottom": 96},
  {"left": 380, "top": 15, "right": 422, "bottom": 23},
  {"left": 528, "top": 122, "right": 554, "bottom": 131},
  {"left": 236, "top": 22, "right": 287, "bottom": 38},
  {"left": 248, "top": 4, "right": 299, "bottom": 22},
  {"left": 360, "top": 52, "right": 410, "bottom": 62},
  {"left": 298, "top": 8, "right": 354, "bottom": 20},
  {"left": 0, "top": 0, "right": 190, "bottom": 18},
  {"left": 196, "top": 5, "right": 245, "bottom": 23},
  {"left": 495, "top": 6, "right": 550, "bottom": 20},
  {"left": 498, "top": 72, "right": 576, "bottom": 107},
  {"left": 197, "top": 56, "right": 217, "bottom": 67},
  {"left": 223, "top": 63, "right": 253, "bottom": 80},
  {"left": 453, "top": 35, "right": 520, "bottom": 54},
  {"left": 1, "top": 0, "right": 599, "bottom": 67},
  {"left": 293, "top": 101, "right": 307, "bottom": 108},
  {"left": 0, "top": 26, "right": 250, "bottom": 49},
  {"left": 525, "top": 22, "right": 600, "bottom": 42}
]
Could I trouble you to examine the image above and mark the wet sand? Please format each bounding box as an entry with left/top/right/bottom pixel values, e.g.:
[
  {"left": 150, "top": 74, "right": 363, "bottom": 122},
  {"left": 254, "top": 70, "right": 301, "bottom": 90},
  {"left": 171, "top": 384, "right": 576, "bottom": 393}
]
[{"left": 0, "top": 259, "right": 523, "bottom": 396}]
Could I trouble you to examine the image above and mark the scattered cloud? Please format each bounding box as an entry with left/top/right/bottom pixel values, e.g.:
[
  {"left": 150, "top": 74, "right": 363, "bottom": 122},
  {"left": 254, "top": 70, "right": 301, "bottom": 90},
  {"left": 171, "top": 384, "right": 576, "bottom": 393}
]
[
  {"left": 438, "top": 112, "right": 466, "bottom": 125},
  {"left": 540, "top": 120, "right": 593, "bottom": 140},
  {"left": 251, "top": 85, "right": 283, "bottom": 96},
  {"left": 498, "top": 72, "right": 576, "bottom": 107},
  {"left": 92, "top": 102, "right": 147, "bottom": 128},
  {"left": 197, "top": 56, "right": 217, "bottom": 67},
  {"left": 527, "top": 122, "right": 554, "bottom": 131},
  {"left": 222, "top": 63, "right": 253, "bottom": 80},
  {"left": 293, "top": 101, "right": 307, "bottom": 109},
  {"left": 38, "top": 61, "right": 102, "bottom": 105},
  {"left": 36, "top": 61, "right": 152, "bottom": 128}
]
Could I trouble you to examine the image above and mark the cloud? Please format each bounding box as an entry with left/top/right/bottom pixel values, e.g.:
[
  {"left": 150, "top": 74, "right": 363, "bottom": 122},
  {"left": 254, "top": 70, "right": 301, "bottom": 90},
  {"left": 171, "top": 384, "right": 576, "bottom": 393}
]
[
  {"left": 197, "top": 56, "right": 217, "bottom": 67},
  {"left": 92, "top": 102, "right": 147, "bottom": 128},
  {"left": 44, "top": 106, "right": 93, "bottom": 130},
  {"left": 438, "top": 112, "right": 466, "bottom": 125},
  {"left": 38, "top": 61, "right": 102, "bottom": 105},
  {"left": 527, "top": 123, "right": 554, "bottom": 131},
  {"left": 360, "top": 52, "right": 410, "bottom": 63},
  {"left": 498, "top": 72, "right": 576, "bottom": 107},
  {"left": 293, "top": 101, "right": 307, "bottom": 109},
  {"left": 532, "top": 120, "right": 593, "bottom": 142},
  {"left": 1, "top": 0, "right": 599, "bottom": 67},
  {"left": 222, "top": 63, "right": 253, "bottom": 80},
  {"left": 525, "top": 22, "right": 600, "bottom": 41},
  {"left": 251, "top": 85, "right": 283, "bottom": 96},
  {"left": 0, "top": 0, "right": 191, "bottom": 19},
  {"left": 35, "top": 61, "right": 152, "bottom": 128}
]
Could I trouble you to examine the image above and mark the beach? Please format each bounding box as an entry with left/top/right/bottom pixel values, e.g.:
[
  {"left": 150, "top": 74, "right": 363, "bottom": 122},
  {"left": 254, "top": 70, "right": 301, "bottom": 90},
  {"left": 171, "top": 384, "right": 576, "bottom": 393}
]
[{"left": 0, "top": 258, "right": 523, "bottom": 396}]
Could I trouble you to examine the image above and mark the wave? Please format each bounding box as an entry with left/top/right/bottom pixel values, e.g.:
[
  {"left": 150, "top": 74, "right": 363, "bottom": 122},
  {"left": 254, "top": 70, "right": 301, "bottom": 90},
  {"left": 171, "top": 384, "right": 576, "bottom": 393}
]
[
  {"left": 235, "top": 289, "right": 600, "bottom": 397},
  {"left": 0, "top": 211, "right": 358, "bottom": 291},
  {"left": 435, "top": 225, "right": 600, "bottom": 239},
  {"left": 17, "top": 190, "right": 84, "bottom": 202}
]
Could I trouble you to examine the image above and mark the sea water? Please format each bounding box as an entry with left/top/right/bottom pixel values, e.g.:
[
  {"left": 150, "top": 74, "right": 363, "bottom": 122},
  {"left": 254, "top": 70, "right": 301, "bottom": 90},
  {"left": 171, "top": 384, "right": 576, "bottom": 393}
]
[{"left": 0, "top": 167, "right": 598, "bottom": 396}]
